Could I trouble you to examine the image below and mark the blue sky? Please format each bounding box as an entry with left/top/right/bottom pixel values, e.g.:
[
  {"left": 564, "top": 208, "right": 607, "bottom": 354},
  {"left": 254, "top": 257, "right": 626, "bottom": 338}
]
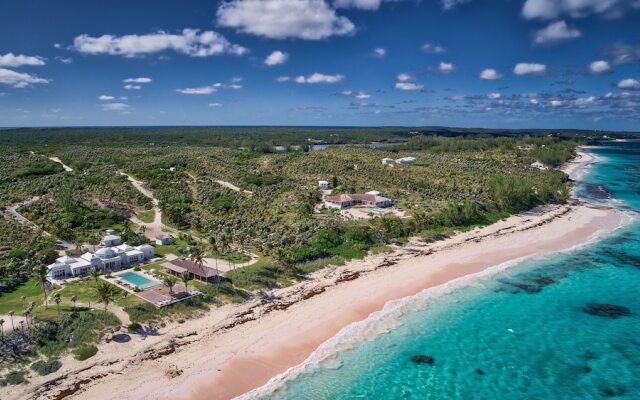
[{"left": 1, "top": 0, "right": 640, "bottom": 130}]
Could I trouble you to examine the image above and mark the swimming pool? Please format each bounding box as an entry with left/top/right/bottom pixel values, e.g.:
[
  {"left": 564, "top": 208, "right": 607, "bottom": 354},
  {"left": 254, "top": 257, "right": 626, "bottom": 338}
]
[{"left": 117, "top": 271, "right": 158, "bottom": 289}]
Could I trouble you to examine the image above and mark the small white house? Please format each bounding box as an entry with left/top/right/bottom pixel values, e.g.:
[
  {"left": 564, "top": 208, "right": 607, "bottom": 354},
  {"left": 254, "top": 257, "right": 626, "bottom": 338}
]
[
  {"left": 530, "top": 161, "right": 548, "bottom": 170},
  {"left": 318, "top": 180, "right": 330, "bottom": 190},
  {"left": 396, "top": 157, "right": 417, "bottom": 165},
  {"left": 382, "top": 158, "right": 395, "bottom": 165},
  {"left": 155, "top": 234, "right": 174, "bottom": 246}
]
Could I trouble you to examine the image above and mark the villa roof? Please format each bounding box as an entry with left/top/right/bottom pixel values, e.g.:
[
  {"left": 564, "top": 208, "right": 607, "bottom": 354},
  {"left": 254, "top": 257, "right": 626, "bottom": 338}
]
[
  {"left": 325, "top": 193, "right": 391, "bottom": 203},
  {"left": 103, "top": 234, "right": 121, "bottom": 241},
  {"left": 165, "top": 258, "right": 219, "bottom": 278},
  {"left": 155, "top": 234, "right": 173, "bottom": 240}
]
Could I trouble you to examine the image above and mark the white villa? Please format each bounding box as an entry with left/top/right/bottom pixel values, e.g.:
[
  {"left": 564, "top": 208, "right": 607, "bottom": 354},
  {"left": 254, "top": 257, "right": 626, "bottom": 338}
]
[
  {"left": 396, "top": 157, "right": 417, "bottom": 165},
  {"left": 382, "top": 158, "right": 395, "bottom": 165},
  {"left": 47, "top": 233, "right": 155, "bottom": 280},
  {"left": 318, "top": 180, "right": 330, "bottom": 190},
  {"left": 101, "top": 230, "right": 122, "bottom": 247},
  {"left": 324, "top": 193, "right": 393, "bottom": 209}
]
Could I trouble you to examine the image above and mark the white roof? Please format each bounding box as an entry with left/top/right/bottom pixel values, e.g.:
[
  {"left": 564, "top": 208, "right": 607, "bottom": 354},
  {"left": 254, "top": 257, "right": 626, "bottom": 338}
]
[
  {"left": 125, "top": 249, "right": 144, "bottom": 257},
  {"left": 318, "top": 180, "right": 329, "bottom": 184},
  {"left": 116, "top": 244, "right": 134, "bottom": 252},
  {"left": 95, "top": 247, "right": 117, "bottom": 258},
  {"left": 136, "top": 244, "right": 154, "bottom": 250},
  {"left": 69, "top": 259, "right": 92, "bottom": 271},
  {"left": 57, "top": 255, "right": 77, "bottom": 265},
  {"left": 80, "top": 252, "right": 99, "bottom": 261},
  {"left": 103, "top": 234, "right": 121, "bottom": 241},
  {"left": 47, "top": 262, "right": 67, "bottom": 271}
]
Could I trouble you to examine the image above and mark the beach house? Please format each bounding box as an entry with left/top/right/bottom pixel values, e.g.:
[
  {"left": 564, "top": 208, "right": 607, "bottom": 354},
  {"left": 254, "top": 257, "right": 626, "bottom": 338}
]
[
  {"left": 155, "top": 234, "right": 174, "bottom": 246},
  {"left": 318, "top": 180, "right": 330, "bottom": 190},
  {"left": 324, "top": 193, "right": 393, "bottom": 209},
  {"left": 101, "top": 229, "right": 122, "bottom": 247},
  {"left": 163, "top": 258, "right": 220, "bottom": 283}
]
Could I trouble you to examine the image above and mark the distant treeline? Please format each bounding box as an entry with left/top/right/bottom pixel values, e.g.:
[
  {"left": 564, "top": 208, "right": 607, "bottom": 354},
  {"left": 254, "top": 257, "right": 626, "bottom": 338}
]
[{"left": 1, "top": 126, "right": 638, "bottom": 149}]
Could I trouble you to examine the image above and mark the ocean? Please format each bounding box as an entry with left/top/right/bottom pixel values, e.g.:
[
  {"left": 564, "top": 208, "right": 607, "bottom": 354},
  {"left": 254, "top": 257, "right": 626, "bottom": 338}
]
[{"left": 264, "top": 141, "right": 640, "bottom": 400}]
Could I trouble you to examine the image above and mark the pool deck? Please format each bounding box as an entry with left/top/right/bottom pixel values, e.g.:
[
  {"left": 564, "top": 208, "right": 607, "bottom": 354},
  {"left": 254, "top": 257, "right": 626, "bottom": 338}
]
[{"left": 103, "top": 272, "right": 201, "bottom": 308}]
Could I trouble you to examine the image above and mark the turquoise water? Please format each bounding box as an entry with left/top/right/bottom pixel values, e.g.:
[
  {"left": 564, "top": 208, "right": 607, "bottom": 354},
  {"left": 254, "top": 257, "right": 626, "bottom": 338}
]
[
  {"left": 267, "top": 141, "right": 640, "bottom": 400},
  {"left": 118, "top": 271, "right": 156, "bottom": 288}
]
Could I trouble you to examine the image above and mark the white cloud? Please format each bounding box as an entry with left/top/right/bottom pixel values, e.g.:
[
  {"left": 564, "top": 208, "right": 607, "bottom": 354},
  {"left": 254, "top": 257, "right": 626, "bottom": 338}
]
[
  {"left": 123, "top": 77, "right": 152, "bottom": 83},
  {"left": 217, "top": 0, "right": 354, "bottom": 40},
  {"left": 340, "top": 90, "right": 371, "bottom": 99},
  {"left": 294, "top": 73, "right": 344, "bottom": 83},
  {"left": 120, "top": 96, "right": 128, "bottom": 100},
  {"left": 550, "top": 100, "right": 564, "bottom": 107},
  {"left": 334, "top": 0, "right": 383, "bottom": 10},
  {"left": 487, "top": 92, "right": 501, "bottom": 99},
  {"left": 522, "top": 0, "right": 640, "bottom": 20},
  {"left": 101, "top": 102, "right": 129, "bottom": 111},
  {"left": 72, "top": 29, "right": 248, "bottom": 57},
  {"left": 99, "top": 95, "right": 115, "bottom": 100},
  {"left": 232, "top": 77, "right": 242, "bottom": 82},
  {"left": 530, "top": 99, "right": 539, "bottom": 105},
  {"left": 617, "top": 78, "right": 640, "bottom": 90},
  {"left": 396, "top": 73, "right": 413, "bottom": 82},
  {"left": 421, "top": 43, "right": 446, "bottom": 54},
  {"left": 55, "top": 56, "right": 73, "bottom": 64},
  {"left": 395, "top": 82, "right": 424, "bottom": 91},
  {"left": 438, "top": 62, "right": 455, "bottom": 73},
  {"left": 276, "top": 76, "right": 291, "bottom": 82},
  {"left": 264, "top": 50, "right": 288, "bottom": 66},
  {"left": 0, "top": 53, "right": 46, "bottom": 68},
  {"left": 373, "top": 48, "right": 386, "bottom": 57},
  {"left": 575, "top": 96, "right": 597, "bottom": 106},
  {"left": 0, "top": 68, "right": 49, "bottom": 87},
  {"left": 479, "top": 68, "right": 502, "bottom": 80},
  {"left": 442, "top": 0, "right": 471, "bottom": 10},
  {"left": 533, "top": 20, "right": 581, "bottom": 45},
  {"left": 229, "top": 84, "right": 242, "bottom": 89},
  {"left": 124, "top": 84, "right": 142, "bottom": 90},
  {"left": 176, "top": 84, "right": 219, "bottom": 95},
  {"left": 589, "top": 60, "right": 612, "bottom": 74},
  {"left": 513, "top": 63, "right": 547, "bottom": 76},
  {"left": 208, "top": 102, "right": 223, "bottom": 107}
]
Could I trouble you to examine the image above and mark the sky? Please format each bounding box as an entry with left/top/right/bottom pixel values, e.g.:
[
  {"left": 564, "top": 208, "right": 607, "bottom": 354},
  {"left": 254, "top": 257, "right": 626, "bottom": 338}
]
[{"left": 1, "top": 0, "right": 640, "bottom": 130}]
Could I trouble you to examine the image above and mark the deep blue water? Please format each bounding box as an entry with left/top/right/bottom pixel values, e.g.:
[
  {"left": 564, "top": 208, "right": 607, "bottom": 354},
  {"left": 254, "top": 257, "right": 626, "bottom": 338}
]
[{"left": 266, "top": 141, "right": 640, "bottom": 400}]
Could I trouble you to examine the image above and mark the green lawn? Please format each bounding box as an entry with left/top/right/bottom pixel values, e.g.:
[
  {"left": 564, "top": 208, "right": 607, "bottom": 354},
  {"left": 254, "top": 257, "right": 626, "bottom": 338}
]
[
  {"left": 58, "top": 278, "right": 145, "bottom": 309},
  {"left": 0, "top": 278, "right": 49, "bottom": 315},
  {"left": 137, "top": 210, "right": 155, "bottom": 223}
]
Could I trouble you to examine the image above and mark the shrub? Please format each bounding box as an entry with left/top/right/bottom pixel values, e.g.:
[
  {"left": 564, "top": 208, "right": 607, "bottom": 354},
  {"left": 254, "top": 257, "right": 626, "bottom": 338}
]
[
  {"left": 1, "top": 370, "right": 26, "bottom": 386},
  {"left": 30, "top": 359, "right": 62, "bottom": 376},
  {"left": 133, "top": 266, "right": 141, "bottom": 271},
  {"left": 127, "top": 322, "right": 143, "bottom": 333},
  {"left": 73, "top": 345, "right": 98, "bottom": 361}
]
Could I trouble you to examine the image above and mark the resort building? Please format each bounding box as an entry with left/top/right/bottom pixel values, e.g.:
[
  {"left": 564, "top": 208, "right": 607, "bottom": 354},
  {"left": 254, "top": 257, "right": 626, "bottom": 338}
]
[
  {"left": 46, "top": 232, "right": 155, "bottom": 280},
  {"left": 324, "top": 193, "right": 393, "bottom": 209},
  {"left": 396, "top": 157, "right": 417, "bottom": 165},
  {"left": 318, "top": 180, "right": 330, "bottom": 190},
  {"left": 155, "top": 234, "right": 174, "bottom": 246},
  {"left": 101, "top": 230, "right": 122, "bottom": 247},
  {"left": 164, "top": 258, "right": 220, "bottom": 282},
  {"left": 382, "top": 158, "right": 395, "bottom": 165}
]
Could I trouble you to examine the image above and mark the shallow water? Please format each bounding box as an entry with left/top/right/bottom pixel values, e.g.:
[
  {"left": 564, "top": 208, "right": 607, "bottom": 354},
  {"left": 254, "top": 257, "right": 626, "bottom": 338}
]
[{"left": 266, "top": 141, "right": 640, "bottom": 400}]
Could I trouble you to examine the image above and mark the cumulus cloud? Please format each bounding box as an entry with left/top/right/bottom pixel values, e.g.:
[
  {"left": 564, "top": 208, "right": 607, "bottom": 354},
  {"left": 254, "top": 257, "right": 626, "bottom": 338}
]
[
  {"left": 72, "top": 29, "right": 248, "bottom": 57},
  {"left": 339, "top": 90, "right": 371, "bottom": 99},
  {"left": 438, "top": 62, "right": 455, "bottom": 73},
  {"left": 276, "top": 76, "right": 291, "bottom": 82},
  {"left": 176, "top": 84, "right": 219, "bottom": 95},
  {"left": 0, "top": 53, "right": 46, "bottom": 68},
  {"left": 522, "top": 0, "right": 640, "bottom": 20},
  {"left": 217, "top": 0, "right": 355, "bottom": 40},
  {"left": 513, "top": 63, "right": 547, "bottom": 76},
  {"left": 208, "top": 102, "right": 223, "bottom": 107},
  {"left": 589, "top": 60, "right": 612, "bottom": 74},
  {"left": 334, "top": 0, "right": 383, "bottom": 10},
  {"left": 123, "top": 77, "right": 152, "bottom": 83},
  {"left": 0, "top": 68, "right": 49, "bottom": 87},
  {"left": 395, "top": 82, "right": 424, "bottom": 91},
  {"left": 373, "top": 48, "right": 386, "bottom": 57},
  {"left": 101, "top": 102, "right": 129, "bottom": 111},
  {"left": 533, "top": 20, "right": 581, "bottom": 45},
  {"left": 294, "top": 73, "right": 344, "bottom": 83},
  {"left": 617, "top": 78, "right": 640, "bottom": 90},
  {"left": 479, "top": 68, "right": 502, "bottom": 80},
  {"left": 487, "top": 92, "right": 501, "bottom": 99},
  {"left": 55, "top": 56, "right": 73, "bottom": 64},
  {"left": 264, "top": 50, "right": 288, "bottom": 66},
  {"left": 396, "top": 73, "right": 413, "bottom": 82},
  {"left": 99, "top": 95, "right": 115, "bottom": 100},
  {"left": 604, "top": 42, "right": 640, "bottom": 65},
  {"left": 124, "top": 84, "right": 141, "bottom": 90},
  {"left": 421, "top": 43, "right": 446, "bottom": 54},
  {"left": 442, "top": 0, "right": 471, "bottom": 10}
]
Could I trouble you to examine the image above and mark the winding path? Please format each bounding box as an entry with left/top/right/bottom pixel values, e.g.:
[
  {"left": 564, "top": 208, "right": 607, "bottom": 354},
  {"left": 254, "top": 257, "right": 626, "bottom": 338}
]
[{"left": 48, "top": 156, "right": 73, "bottom": 172}]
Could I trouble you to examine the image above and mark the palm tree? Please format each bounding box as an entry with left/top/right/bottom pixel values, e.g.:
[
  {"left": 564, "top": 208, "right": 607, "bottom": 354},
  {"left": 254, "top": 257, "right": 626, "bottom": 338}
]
[
  {"left": 70, "top": 295, "right": 77, "bottom": 312},
  {"left": 208, "top": 235, "right": 220, "bottom": 273},
  {"left": 89, "top": 232, "right": 101, "bottom": 252},
  {"left": 188, "top": 244, "right": 206, "bottom": 281},
  {"left": 180, "top": 271, "right": 191, "bottom": 293},
  {"left": 33, "top": 263, "right": 50, "bottom": 309},
  {"left": 95, "top": 282, "right": 116, "bottom": 329},
  {"left": 8, "top": 311, "right": 15, "bottom": 331},
  {"left": 90, "top": 267, "right": 101, "bottom": 284},
  {"left": 163, "top": 275, "right": 177, "bottom": 295},
  {"left": 122, "top": 219, "right": 132, "bottom": 241},
  {"left": 122, "top": 291, "right": 129, "bottom": 308},
  {"left": 54, "top": 293, "right": 62, "bottom": 318},
  {"left": 0, "top": 318, "right": 4, "bottom": 338}
]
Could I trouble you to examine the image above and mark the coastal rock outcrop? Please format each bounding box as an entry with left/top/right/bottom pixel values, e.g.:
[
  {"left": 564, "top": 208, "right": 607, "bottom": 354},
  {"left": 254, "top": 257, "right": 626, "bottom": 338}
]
[
  {"left": 411, "top": 355, "right": 434, "bottom": 364},
  {"left": 583, "top": 304, "right": 631, "bottom": 318}
]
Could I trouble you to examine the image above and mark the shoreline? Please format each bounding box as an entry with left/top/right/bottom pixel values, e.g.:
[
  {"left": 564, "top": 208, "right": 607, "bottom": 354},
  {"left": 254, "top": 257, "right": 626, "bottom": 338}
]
[{"left": 4, "top": 150, "right": 627, "bottom": 400}]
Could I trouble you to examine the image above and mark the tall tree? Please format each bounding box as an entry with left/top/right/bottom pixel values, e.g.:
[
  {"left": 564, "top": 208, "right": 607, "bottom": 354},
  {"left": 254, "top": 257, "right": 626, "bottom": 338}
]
[
  {"left": 53, "top": 293, "right": 62, "bottom": 318},
  {"left": 180, "top": 271, "right": 191, "bottom": 293},
  {"left": 33, "top": 263, "right": 50, "bottom": 309},
  {"left": 95, "top": 282, "right": 116, "bottom": 329},
  {"left": 163, "top": 276, "right": 177, "bottom": 295},
  {"left": 90, "top": 267, "right": 101, "bottom": 284},
  {"left": 70, "top": 295, "right": 77, "bottom": 312},
  {"left": 188, "top": 244, "right": 206, "bottom": 281}
]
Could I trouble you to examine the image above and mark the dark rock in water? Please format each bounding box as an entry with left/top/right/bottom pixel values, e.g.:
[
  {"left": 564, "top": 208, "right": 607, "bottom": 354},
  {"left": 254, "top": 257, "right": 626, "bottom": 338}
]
[
  {"left": 580, "top": 365, "right": 592, "bottom": 374},
  {"left": 411, "top": 355, "right": 434, "bottom": 364},
  {"left": 533, "top": 277, "right": 556, "bottom": 286},
  {"left": 584, "top": 304, "right": 631, "bottom": 318},
  {"left": 508, "top": 282, "right": 541, "bottom": 294},
  {"left": 600, "top": 385, "right": 625, "bottom": 397},
  {"left": 579, "top": 350, "right": 598, "bottom": 361},
  {"left": 617, "top": 254, "right": 640, "bottom": 268},
  {"left": 475, "top": 368, "right": 485, "bottom": 375},
  {"left": 584, "top": 184, "right": 613, "bottom": 200}
]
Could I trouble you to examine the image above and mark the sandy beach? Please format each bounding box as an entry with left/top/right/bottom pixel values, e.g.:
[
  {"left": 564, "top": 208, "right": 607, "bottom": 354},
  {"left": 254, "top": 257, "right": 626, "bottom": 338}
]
[{"left": 3, "top": 151, "right": 627, "bottom": 400}]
